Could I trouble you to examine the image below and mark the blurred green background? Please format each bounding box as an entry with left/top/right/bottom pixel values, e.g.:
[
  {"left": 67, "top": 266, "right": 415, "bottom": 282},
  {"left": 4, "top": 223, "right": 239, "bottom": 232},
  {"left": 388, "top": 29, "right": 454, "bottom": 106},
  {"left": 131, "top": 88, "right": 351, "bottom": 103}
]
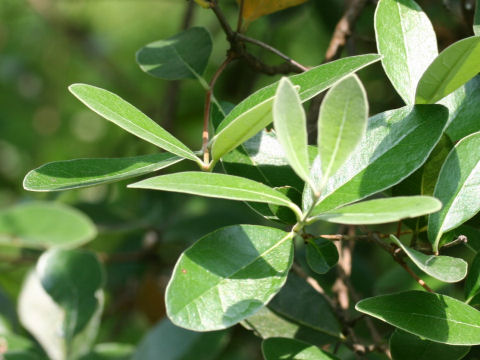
[{"left": 0, "top": 0, "right": 474, "bottom": 358}]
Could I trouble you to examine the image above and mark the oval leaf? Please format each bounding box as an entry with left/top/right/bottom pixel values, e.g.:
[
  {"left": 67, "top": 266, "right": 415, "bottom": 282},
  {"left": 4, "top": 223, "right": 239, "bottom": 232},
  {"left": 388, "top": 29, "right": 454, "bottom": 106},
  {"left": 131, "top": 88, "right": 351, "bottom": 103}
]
[
  {"left": 310, "top": 196, "right": 441, "bottom": 225},
  {"left": 356, "top": 290, "right": 480, "bottom": 345},
  {"left": 273, "top": 77, "right": 311, "bottom": 187},
  {"left": 390, "top": 235, "right": 467, "bottom": 283},
  {"left": 128, "top": 171, "right": 300, "bottom": 215},
  {"left": 375, "top": 0, "right": 438, "bottom": 104},
  {"left": 306, "top": 238, "right": 339, "bottom": 274},
  {"left": 416, "top": 36, "right": 480, "bottom": 104},
  {"left": 317, "top": 75, "right": 368, "bottom": 183},
  {"left": 262, "top": 338, "right": 340, "bottom": 360},
  {"left": 165, "top": 225, "right": 294, "bottom": 331},
  {"left": 0, "top": 202, "right": 96, "bottom": 249},
  {"left": 390, "top": 329, "right": 470, "bottom": 360},
  {"left": 23, "top": 153, "right": 182, "bottom": 192},
  {"left": 69, "top": 84, "right": 200, "bottom": 164},
  {"left": 136, "top": 27, "right": 212, "bottom": 80},
  {"left": 133, "top": 318, "right": 228, "bottom": 360},
  {"left": 428, "top": 132, "right": 480, "bottom": 252},
  {"left": 310, "top": 105, "right": 448, "bottom": 214},
  {"left": 211, "top": 54, "right": 381, "bottom": 163}
]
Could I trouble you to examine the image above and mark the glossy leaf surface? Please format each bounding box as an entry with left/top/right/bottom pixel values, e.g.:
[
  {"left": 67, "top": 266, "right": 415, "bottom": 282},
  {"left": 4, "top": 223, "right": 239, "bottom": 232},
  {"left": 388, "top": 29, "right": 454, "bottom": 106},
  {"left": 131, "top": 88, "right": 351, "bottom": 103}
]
[
  {"left": 133, "top": 318, "right": 228, "bottom": 360},
  {"left": 262, "top": 338, "right": 340, "bottom": 360},
  {"left": 0, "top": 202, "right": 96, "bottom": 249},
  {"left": 416, "top": 36, "right": 480, "bottom": 104},
  {"left": 428, "top": 132, "right": 480, "bottom": 252},
  {"left": 306, "top": 238, "right": 339, "bottom": 274},
  {"left": 390, "top": 329, "right": 470, "bottom": 360},
  {"left": 69, "top": 84, "right": 199, "bottom": 163},
  {"left": 273, "top": 77, "right": 311, "bottom": 186},
  {"left": 212, "top": 54, "right": 381, "bottom": 162},
  {"left": 317, "top": 75, "right": 368, "bottom": 183},
  {"left": 390, "top": 235, "right": 467, "bottom": 283},
  {"left": 136, "top": 27, "right": 212, "bottom": 80},
  {"left": 128, "top": 171, "right": 298, "bottom": 212},
  {"left": 356, "top": 291, "right": 480, "bottom": 345},
  {"left": 375, "top": 0, "right": 437, "bottom": 104},
  {"left": 165, "top": 225, "right": 294, "bottom": 331},
  {"left": 23, "top": 153, "right": 182, "bottom": 191},
  {"left": 310, "top": 196, "right": 441, "bottom": 225},
  {"left": 310, "top": 105, "right": 448, "bottom": 214}
]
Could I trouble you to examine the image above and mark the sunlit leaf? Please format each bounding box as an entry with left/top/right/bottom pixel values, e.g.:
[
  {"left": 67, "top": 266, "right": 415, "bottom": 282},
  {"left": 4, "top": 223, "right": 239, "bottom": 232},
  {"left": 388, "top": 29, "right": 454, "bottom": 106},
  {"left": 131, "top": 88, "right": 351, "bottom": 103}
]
[
  {"left": 69, "top": 84, "right": 200, "bottom": 164},
  {"left": 428, "top": 132, "right": 480, "bottom": 252},
  {"left": 375, "top": 0, "right": 437, "bottom": 104},
  {"left": 356, "top": 291, "right": 480, "bottom": 345},
  {"left": 317, "top": 75, "right": 368, "bottom": 185},
  {"left": 23, "top": 153, "right": 182, "bottom": 192},
  {"left": 273, "top": 77, "right": 311, "bottom": 187},
  {"left": 416, "top": 36, "right": 480, "bottom": 104},
  {"left": 165, "top": 225, "right": 294, "bottom": 331},
  {"left": 211, "top": 55, "right": 381, "bottom": 163},
  {"left": 389, "top": 235, "right": 467, "bottom": 283}
]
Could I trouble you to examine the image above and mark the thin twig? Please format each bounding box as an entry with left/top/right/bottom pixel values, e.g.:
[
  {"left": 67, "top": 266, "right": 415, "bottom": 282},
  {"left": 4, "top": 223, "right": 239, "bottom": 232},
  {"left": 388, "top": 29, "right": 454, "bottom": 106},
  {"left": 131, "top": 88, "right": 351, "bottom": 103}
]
[
  {"left": 236, "top": 0, "right": 245, "bottom": 32},
  {"left": 202, "top": 54, "right": 235, "bottom": 166},
  {"left": 325, "top": 0, "right": 369, "bottom": 61},
  {"left": 235, "top": 33, "right": 309, "bottom": 72},
  {"left": 442, "top": 235, "right": 468, "bottom": 249}
]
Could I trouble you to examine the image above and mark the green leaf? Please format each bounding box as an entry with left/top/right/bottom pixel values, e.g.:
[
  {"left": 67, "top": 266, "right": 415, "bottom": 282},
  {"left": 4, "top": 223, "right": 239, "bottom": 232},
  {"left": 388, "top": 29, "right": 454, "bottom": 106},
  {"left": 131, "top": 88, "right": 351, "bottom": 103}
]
[
  {"left": 0, "top": 202, "right": 96, "bottom": 249},
  {"left": 211, "top": 54, "right": 381, "bottom": 163},
  {"left": 78, "top": 343, "right": 134, "bottom": 360},
  {"left": 273, "top": 77, "right": 311, "bottom": 187},
  {"left": 310, "top": 196, "right": 441, "bottom": 225},
  {"left": 317, "top": 75, "right": 368, "bottom": 184},
  {"left": 474, "top": 0, "right": 480, "bottom": 36},
  {"left": 305, "top": 238, "right": 338, "bottom": 274},
  {"left": 428, "top": 132, "right": 480, "bottom": 252},
  {"left": 18, "top": 252, "right": 105, "bottom": 360},
  {"left": 133, "top": 318, "right": 228, "bottom": 360},
  {"left": 375, "top": 0, "right": 438, "bottom": 105},
  {"left": 68, "top": 84, "right": 200, "bottom": 164},
  {"left": 465, "top": 253, "right": 480, "bottom": 303},
  {"left": 390, "top": 329, "right": 470, "bottom": 360},
  {"left": 416, "top": 36, "right": 480, "bottom": 104},
  {"left": 262, "top": 338, "right": 340, "bottom": 360},
  {"left": 242, "top": 307, "right": 337, "bottom": 347},
  {"left": 37, "top": 249, "right": 105, "bottom": 341},
  {"left": 23, "top": 153, "right": 182, "bottom": 192},
  {"left": 443, "top": 75, "right": 480, "bottom": 142},
  {"left": 389, "top": 235, "right": 467, "bottom": 283},
  {"left": 128, "top": 171, "right": 301, "bottom": 217},
  {"left": 356, "top": 290, "right": 480, "bottom": 345},
  {"left": 310, "top": 105, "right": 448, "bottom": 214},
  {"left": 268, "top": 273, "right": 342, "bottom": 338},
  {"left": 136, "top": 27, "right": 212, "bottom": 80},
  {"left": 165, "top": 225, "right": 294, "bottom": 331}
]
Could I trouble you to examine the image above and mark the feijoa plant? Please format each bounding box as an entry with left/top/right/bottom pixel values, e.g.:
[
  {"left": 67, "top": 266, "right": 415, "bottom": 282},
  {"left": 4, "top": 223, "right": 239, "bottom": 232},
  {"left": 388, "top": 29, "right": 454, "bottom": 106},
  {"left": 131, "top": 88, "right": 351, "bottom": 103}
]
[{"left": 8, "top": 0, "right": 480, "bottom": 358}]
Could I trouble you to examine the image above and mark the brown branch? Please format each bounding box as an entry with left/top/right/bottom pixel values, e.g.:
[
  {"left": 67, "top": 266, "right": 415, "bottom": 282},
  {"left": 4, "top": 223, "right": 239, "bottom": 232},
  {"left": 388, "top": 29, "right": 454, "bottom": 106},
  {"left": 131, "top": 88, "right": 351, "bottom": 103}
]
[
  {"left": 325, "top": 0, "right": 369, "bottom": 62},
  {"left": 236, "top": 0, "right": 245, "bottom": 32}
]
